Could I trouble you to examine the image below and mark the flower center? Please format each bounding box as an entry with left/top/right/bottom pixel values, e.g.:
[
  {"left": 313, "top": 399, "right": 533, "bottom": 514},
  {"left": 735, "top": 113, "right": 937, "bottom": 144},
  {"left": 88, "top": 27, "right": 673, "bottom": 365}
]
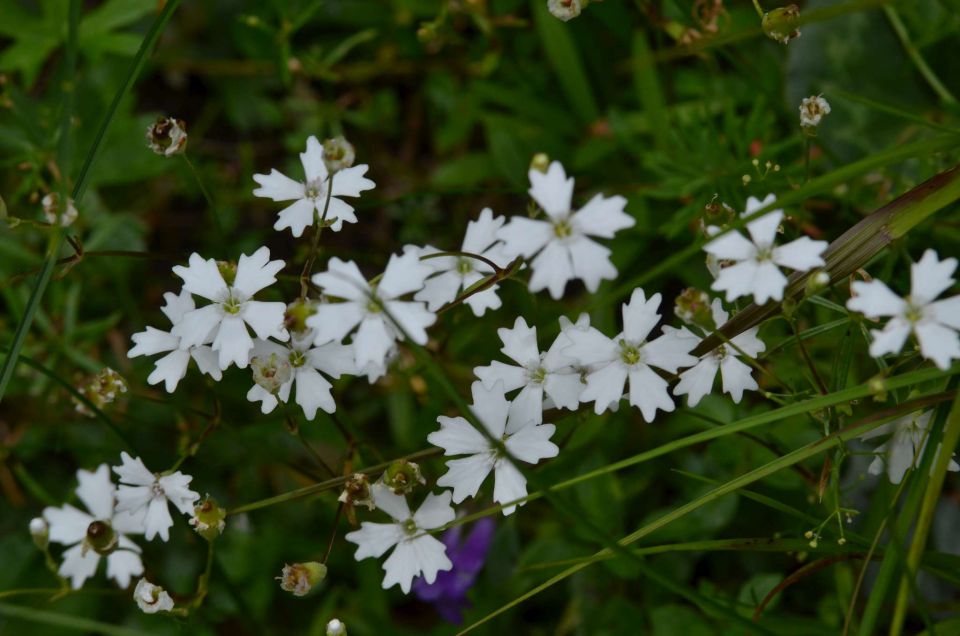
[
  {"left": 755, "top": 246, "right": 774, "bottom": 262},
  {"left": 222, "top": 292, "right": 243, "bottom": 314},
  {"left": 151, "top": 481, "right": 165, "bottom": 499},
  {"left": 289, "top": 350, "right": 306, "bottom": 368},
  {"left": 401, "top": 519, "right": 418, "bottom": 536},
  {"left": 904, "top": 299, "right": 924, "bottom": 324},
  {"left": 714, "top": 344, "right": 727, "bottom": 359},
  {"left": 529, "top": 365, "right": 547, "bottom": 385},
  {"left": 553, "top": 217, "right": 574, "bottom": 239},
  {"left": 456, "top": 258, "right": 473, "bottom": 275},
  {"left": 304, "top": 177, "right": 326, "bottom": 200},
  {"left": 619, "top": 339, "right": 643, "bottom": 366}
]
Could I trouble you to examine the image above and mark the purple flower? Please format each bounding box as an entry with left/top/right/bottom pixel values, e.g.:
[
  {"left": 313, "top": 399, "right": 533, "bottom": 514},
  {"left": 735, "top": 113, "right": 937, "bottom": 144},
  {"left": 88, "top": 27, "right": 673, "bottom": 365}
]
[{"left": 412, "top": 517, "right": 495, "bottom": 624}]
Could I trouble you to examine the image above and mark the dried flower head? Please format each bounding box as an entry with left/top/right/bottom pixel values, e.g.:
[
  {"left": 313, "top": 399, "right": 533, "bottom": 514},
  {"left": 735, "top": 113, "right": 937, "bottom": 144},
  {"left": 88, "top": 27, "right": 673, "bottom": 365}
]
[
  {"left": 251, "top": 352, "right": 293, "bottom": 394},
  {"left": 338, "top": 473, "right": 375, "bottom": 510},
  {"left": 134, "top": 578, "right": 175, "bottom": 614},
  {"left": 380, "top": 459, "right": 426, "bottom": 495},
  {"left": 548, "top": 0, "right": 582, "bottom": 22},
  {"left": 146, "top": 116, "right": 188, "bottom": 157},
  {"left": 674, "top": 288, "right": 715, "bottom": 329},
  {"left": 41, "top": 193, "right": 78, "bottom": 227},
  {"left": 323, "top": 136, "right": 356, "bottom": 173},
  {"left": 189, "top": 496, "right": 227, "bottom": 541},
  {"left": 277, "top": 562, "right": 327, "bottom": 597},
  {"left": 73, "top": 367, "right": 127, "bottom": 417},
  {"left": 799, "top": 95, "right": 831, "bottom": 130}
]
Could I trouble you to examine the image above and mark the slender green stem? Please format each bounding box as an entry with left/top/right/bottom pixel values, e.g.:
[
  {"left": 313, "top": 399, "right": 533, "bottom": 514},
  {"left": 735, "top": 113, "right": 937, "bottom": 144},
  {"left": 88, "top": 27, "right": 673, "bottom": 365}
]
[
  {"left": 191, "top": 542, "right": 215, "bottom": 609},
  {"left": 181, "top": 153, "right": 224, "bottom": 245},
  {"left": 752, "top": 0, "right": 765, "bottom": 18},
  {"left": 299, "top": 173, "right": 335, "bottom": 300},
  {"left": 883, "top": 6, "right": 957, "bottom": 105}
]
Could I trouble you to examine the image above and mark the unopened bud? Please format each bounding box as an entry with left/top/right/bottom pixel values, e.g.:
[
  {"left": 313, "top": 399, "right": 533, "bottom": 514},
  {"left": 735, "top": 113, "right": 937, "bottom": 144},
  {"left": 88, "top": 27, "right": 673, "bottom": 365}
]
[
  {"left": 278, "top": 562, "right": 327, "bottom": 597},
  {"left": 285, "top": 299, "right": 318, "bottom": 335},
  {"left": 251, "top": 353, "right": 293, "bottom": 394},
  {"left": 339, "top": 473, "right": 375, "bottom": 510},
  {"left": 41, "top": 193, "right": 78, "bottom": 227},
  {"left": 327, "top": 618, "right": 348, "bottom": 636},
  {"left": 381, "top": 460, "right": 425, "bottom": 495},
  {"left": 704, "top": 197, "right": 734, "bottom": 227},
  {"left": 838, "top": 537, "right": 846, "bottom": 546},
  {"left": 869, "top": 376, "right": 888, "bottom": 402},
  {"left": 674, "top": 288, "right": 714, "bottom": 329},
  {"left": 146, "top": 116, "right": 188, "bottom": 157},
  {"left": 216, "top": 260, "right": 237, "bottom": 286},
  {"left": 804, "top": 269, "right": 831, "bottom": 297},
  {"left": 73, "top": 367, "right": 127, "bottom": 417},
  {"left": 189, "top": 496, "right": 227, "bottom": 541},
  {"left": 762, "top": 5, "right": 801, "bottom": 44},
  {"left": 530, "top": 153, "right": 551, "bottom": 173},
  {"left": 803, "top": 530, "right": 814, "bottom": 539},
  {"left": 548, "top": 0, "right": 582, "bottom": 22},
  {"left": 134, "top": 578, "right": 175, "bottom": 614},
  {"left": 85, "top": 520, "right": 118, "bottom": 556},
  {"left": 30, "top": 517, "right": 49, "bottom": 549},
  {"left": 323, "top": 136, "right": 356, "bottom": 173}
]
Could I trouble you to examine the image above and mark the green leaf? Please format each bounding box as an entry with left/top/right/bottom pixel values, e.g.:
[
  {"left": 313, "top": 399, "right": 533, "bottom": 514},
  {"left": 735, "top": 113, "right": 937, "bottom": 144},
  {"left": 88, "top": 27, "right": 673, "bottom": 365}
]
[{"left": 532, "top": 0, "right": 599, "bottom": 125}]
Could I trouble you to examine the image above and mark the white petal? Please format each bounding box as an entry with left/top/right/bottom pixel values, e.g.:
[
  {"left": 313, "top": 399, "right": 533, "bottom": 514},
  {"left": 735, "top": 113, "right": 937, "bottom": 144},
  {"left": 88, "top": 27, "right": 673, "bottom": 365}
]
[
  {"left": 507, "top": 384, "right": 544, "bottom": 430},
  {"left": 413, "top": 490, "right": 456, "bottom": 530},
  {"left": 674, "top": 357, "right": 719, "bottom": 407},
  {"left": 704, "top": 230, "right": 755, "bottom": 261},
  {"left": 240, "top": 300, "right": 288, "bottom": 341},
  {"left": 384, "top": 300, "right": 435, "bottom": 344},
  {"left": 529, "top": 241, "right": 574, "bottom": 300},
  {"left": 462, "top": 207, "right": 505, "bottom": 253},
  {"left": 147, "top": 349, "right": 191, "bottom": 393},
  {"left": 170, "top": 305, "right": 221, "bottom": 348},
  {"left": 160, "top": 289, "right": 195, "bottom": 324},
  {"left": 253, "top": 169, "right": 304, "bottom": 201},
  {"left": 247, "top": 383, "right": 280, "bottom": 414},
  {"left": 628, "top": 365, "right": 675, "bottom": 422},
  {"left": 712, "top": 259, "right": 786, "bottom": 304},
  {"left": 562, "top": 326, "right": 618, "bottom": 367},
  {"left": 719, "top": 355, "right": 758, "bottom": 402},
  {"left": 293, "top": 367, "right": 335, "bottom": 418},
  {"left": 308, "top": 341, "right": 356, "bottom": 377},
  {"left": 744, "top": 194, "right": 779, "bottom": 217},
  {"left": 105, "top": 537, "right": 143, "bottom": 588},
  {"left": 372, "top": 483, "right": 412, "bottom": 521},
  {"left": 354, "top": 316, "right": 395, "bottom": 368},
  {"left": 499, "top": 317, "right": 540, "bottom": 366},
  {"left": 868, "top": 319, "right": 912, "bottom": 358},
  {"left": 234, "top": 247, "right": 285, "bottom": 297},
  {"left": 299, "top": 135, "right": 328, "bottom": 183},
  {"left": 463, "top": 286, "right": 502, "bottom": 316},
  {"left": 568, "top": 235, "right": 617, "bottom": 293},
  {"left": 345, "top": 521, "right": 404, "bottom": 560},
  {"left": 772, "top": 236, "right": 827, "bottom": 272},
  {"left": 76, "top": 465, "right": 116, "bottom": 521},
  {"left": 474, "top": 361, "right": 526, "bottom": 393},
  {"left": 496, "top": 217, "right": 553, "bottom": 259},
  {"left": 574, "top": 193, "right": 634, "bottom": 238},
  {"left": 644, "top": 330, "right": 698, "bottom": 373},
  {"left": 311, "top": 258, "right": 369, "bottom": 301},
  {"left": 730, "top": 326, "right": 765, "bottom": 358},
  {"left": 911, "top": 249, "right": 957, "bottom": 305},
  {"left": 847, "top": 280, "right": 906, "bottom": 319},
  {"left": 492, "top": 461, "right": 528, "bottom": 515},
  {"left": 406, "top": 535, "right": 453, "bottom": 586},
  {"left": 622, "top": 289, "right": 662, "bottom": 343},
  {"left": 543, "top": 371, "right": 585, "bottom": 410},
  {"left": 128, "top": 327, "right": 178, "bottom": 358},
  {"left": 915, "top": 321, "right": 960, "bottom": 370},
  {"left": 505, "top": 423, "right": 558, "bottom": 463},
  {"left": 929, "top": 296, "right": 960, "bottom": 330},
  {"left": 142, "top": 498, "right": 174, "bottom": 542},
  {"left": 469, "top": 381, "right": 511, "bottom": 438},
  {"left": 44, "top": 504, "right": 94, "bottom": 545},
  {"left": 113, "top": 452, "right": 155, "bottom": 486},
  {"left": 273, "top": 197, "right": 316, "bottom": 237},
  {"left": 581, "top": 362, "right": 628, "bottom": 414},
  {"left": 379, "top": 249, "right": 435, "bottom": 299},
  {"left": 190, "top": 346, "right": 223, "bottom": 380},
  {"left": 429, "top": 416, "right": 490, "bottom": 455},
  {"left": 172, "top": 253, "right": 227, "bottom": 302},
  {"left": 745, "top": 210, "right": 783, "bottom": 249},
  {"left": 330, "top": 164, "right": 376, "bottom": 197},
  {"left": 212, "top": 315, "right": 254, "bottom": 369},
  {"left": 158, "top": 472, "right": 199, "bottom": 515},
  {"left": 528, "top": 161, "right": 574, "bottom": 219},
  {"left": 321, "top": 197, "right": 358, "bottom": 230},
  {"left": 308, "top": 301, "right": 365, "bottom": 344},
  {"left": 59, "top": 543, "right": 100, "bottom": 589},
  {"left": 414, "top": 270, "right": 462, "bottom": 311}
]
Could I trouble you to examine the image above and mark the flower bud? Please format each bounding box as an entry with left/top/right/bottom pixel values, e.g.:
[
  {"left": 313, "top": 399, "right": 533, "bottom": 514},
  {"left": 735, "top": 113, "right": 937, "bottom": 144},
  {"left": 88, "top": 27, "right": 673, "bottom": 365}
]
[
  {"left": 323, "top": 137, "right": 356, "bottom": 173},
  {"left": 85, "top": 520, "right": 118, "bottom": 556},
  {"left": 529, "top": 152, "right": 551, "bottom": 173},
  {"left": 134, "top": 578, "right": 175, "bottom": 614},
  {"left": 674, "top": 288, "right": 714, "bottom": 330},
  {"left": 703, "top": 197, "right": 734, "bottom": 228},
  {"left": 251, "top": 353, "right": 293, "bottom": 394},
  {"left": 285, "top": 299, "right": 318, "bottom": 335},
  {"left": 29, "top": 517, "right": 49, "bottom": 549},
  {"left": 548, "top": 0, "right": 582, "bottom": 22},
  {"left": 380, "top": 460, "right": 425, "bottom": 495},
  {"left": 804, "top": 269, "right": 831, "bottom": 297},
  {"left": 73, "top": 367, "right": 128, "bottom": 417},
  {"left": 799, "top": 95, "right": 830, "bottom": 133},
  {"left": 781, "top": 297, "right": 797, "bottom": 319},
  {"left": 278, "top": 562, "right": 327, "bottom": 597},
  {"left": 41, "top": 193, "right": 78, "bottom": 227},
  {"left": 762, "top": 5, "right": 801, "bottom": 44},
  {"left": 189, "top": 496, "right": 227, "bottom": 541},
  {"left": 146, "top": 116, "right": 188, "bottom": 157},
  {"left": 216, "top": 260, "right": 237, "bottom": 286},
  {"left": 327, "top": 618, "right": 348, "bottom": 636},
  {"left": 338, "top": 473, "right": 375, "bottom": 510}
]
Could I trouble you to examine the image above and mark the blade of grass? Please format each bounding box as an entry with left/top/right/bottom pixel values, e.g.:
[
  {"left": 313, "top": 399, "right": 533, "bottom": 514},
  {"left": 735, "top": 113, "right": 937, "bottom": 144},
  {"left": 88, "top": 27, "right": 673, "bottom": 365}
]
[
  {"left": 0, "top": 0, "right": 182, "bottom": 405},
  {"left": 532, "top": 0, "right": 598, "bottom": 125},
  {"left": 0, "top": 602, "right": 149, "bottom": 636}
]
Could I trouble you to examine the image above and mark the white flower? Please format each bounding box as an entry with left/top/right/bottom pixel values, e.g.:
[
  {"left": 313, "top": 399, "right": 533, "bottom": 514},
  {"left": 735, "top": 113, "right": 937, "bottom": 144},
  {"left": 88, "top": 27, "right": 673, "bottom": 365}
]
[
  {"left": 562, "top": 288, "right": 698, "bottom": 420},
  {"left": 326, "top": 618, "right": 347, "bottom": 636},
  {"left": 128, "top": 289, "right": 223, "bottom": 392},
  {"left": 473, "top": 316, "right": 583, "bottom": 427},
  {"left": 171, "top": 247, "right": 289, "bottom": 370},
  {"left": 308, "top": 249, "right": 436, "bottom": 370},
  {"left": 863, "top": 411, "right": 960, "bottom": 484},
  {"left": 146, "top": 116, "right": 187, "bottom": 157},
  {"left": 112, "top": 452, "right": 200, "bottom": 542},
  {"left": 704, "top": 194, "right": 827, "bottom": 304},
  {"left": 799, "top": 95, "right": 831, "bottom": 128},
  {"left": 246, "top": 331, "right": 356, "bottom": 418},
  {"left": 253, "top": 135, "right": 375, "bottom": 237},
  {"left": 133, "top": 578, "right": 175, "bottom": 614},
  {"left": 846, "top": 249, "right": 960, "bottom": 370},
  {"left": 672, "top": 299, "right": 765, "bottom": 406},
  {"left": 42, "top": 465, "right": 145, "bottom": 589},
  {"left": 344, "top": 485, "right": 455, "bottom": 593},
  {"left": 548, "top": 0, "right": 582, "bottom": 21},
  {"left": 42, "top": 193, "right": 78, "bottom": 227},
  {"left": 497, "top": 161, "right": 634, "bottom": 300},
  {"left": 428, "top": 382, "right": 559, "bottom": 514},
  {"left": 415, "top": 208, "right": 510, "bottom": 316}
]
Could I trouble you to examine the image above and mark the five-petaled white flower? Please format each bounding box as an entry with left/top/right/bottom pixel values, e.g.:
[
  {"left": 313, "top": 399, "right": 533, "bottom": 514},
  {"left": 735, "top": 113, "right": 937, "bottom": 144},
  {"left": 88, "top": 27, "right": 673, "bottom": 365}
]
[
  {"left": 704, "top": 194, "right": 827, "bottom": 304},
  {"left": 308, "top": 248, "right": 436, "bottom": 372},
  {"left": 672, "top": 299, "right": 765, "bottom": 406},
  {"left": 474, "top": 316, "right": 583, "bottom": 426},
  {"left": 253, "top": 135, "right": 375, "bottom": 237},
  {"left": 416, "top": 208, "right": 510, "bottom": 316},
  {"left": 428, "top": 382, "right": 559, "bottom": 514},
  {"left": 562, "top": 288, "right": 698, "bottom": 420},
  {"left": 497, "top": 161, "right": 634, "bottom": 299},
  {"left": 172, "top": 247, "right": 289, "bottom": 370},
  {"left": 862, "top": 411, "right": 960, "bottom": 484},
  {"left": 134, "top": 578, "right": 175, "bottom": 614},
  {"left": 113, "top": 452, "right": 200, "bottom": 542},
  {"left": 246, "top": 331, "right": 356, "bottom": 419},
  {"left": 128, "top": 288, "right": 222, "bottom": 392},
  {"left": 43, "top": 465, "right": 145, "bottom": 589},
  {"left": 344, "top": 484, "right": 454, "bottom": 593},
  {"left": 846, "top": 249, "right": 960, "bottom": 370}
]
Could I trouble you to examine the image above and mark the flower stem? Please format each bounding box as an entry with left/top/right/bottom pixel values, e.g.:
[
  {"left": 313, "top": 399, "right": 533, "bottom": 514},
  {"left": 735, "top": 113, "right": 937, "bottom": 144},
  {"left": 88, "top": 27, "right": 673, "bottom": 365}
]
[
  {"left": 300, "top": 173, "right": 335, "bottom": 300},
  {"left": 181, "top": 153, "right": 225, "bottom": 248}
]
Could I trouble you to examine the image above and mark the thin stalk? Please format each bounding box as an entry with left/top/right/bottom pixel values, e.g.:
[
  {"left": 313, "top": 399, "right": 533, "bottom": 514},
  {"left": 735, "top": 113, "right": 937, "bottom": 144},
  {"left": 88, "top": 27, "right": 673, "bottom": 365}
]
[
  {"left": 299, "top": 173, "right": 335, "bottom": 300},
  {"left": 883, "top": 6, "right": 957, "bottom": 105},
  {"left": 181, "top": 153, "right": 225, "bottom": 246}
]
